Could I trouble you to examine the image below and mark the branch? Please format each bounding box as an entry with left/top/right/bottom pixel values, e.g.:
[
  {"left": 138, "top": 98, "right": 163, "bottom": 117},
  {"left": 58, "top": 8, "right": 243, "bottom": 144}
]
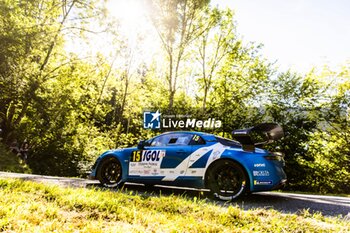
[{"left": 40, "top": 0, "right": 75, "bottom": 71}]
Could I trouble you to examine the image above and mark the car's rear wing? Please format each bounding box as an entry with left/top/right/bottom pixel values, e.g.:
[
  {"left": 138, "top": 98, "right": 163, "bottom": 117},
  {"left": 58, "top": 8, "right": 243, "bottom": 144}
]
[{"left": 231, "top": 123, "right": 284, "bottom": 152}]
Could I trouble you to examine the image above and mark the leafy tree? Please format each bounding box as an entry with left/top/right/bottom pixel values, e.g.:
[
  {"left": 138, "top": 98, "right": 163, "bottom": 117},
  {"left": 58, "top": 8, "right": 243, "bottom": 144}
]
[
  {"left": 0, "top": 0, "right": 100, "bottom": 144},
  {"left": 207, "top": 42, "right": 272, "bottom": 135},
  {"left": 298, "top": 64, "right": 350, "bottom": 193},
  {"left": 194, "top": 7, "right": 239, "bottom": 113},
  {"left": 262, "top": 71, "right": 327, "bottom": 191},
  {"left": 148, "top": 0, "right": 210, "bottom": 111},
  {"left": 0, "top": 0, "right": 107, "bottom": 175}
]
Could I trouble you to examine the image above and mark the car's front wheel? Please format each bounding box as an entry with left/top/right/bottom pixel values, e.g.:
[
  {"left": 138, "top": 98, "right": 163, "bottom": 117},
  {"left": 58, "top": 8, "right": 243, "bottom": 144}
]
[
  {"left": 97, "top": 157, "right": 123, "bottom": 188},
  {"left": 206, "top": 160, "right": 248, "bottom": 201}
]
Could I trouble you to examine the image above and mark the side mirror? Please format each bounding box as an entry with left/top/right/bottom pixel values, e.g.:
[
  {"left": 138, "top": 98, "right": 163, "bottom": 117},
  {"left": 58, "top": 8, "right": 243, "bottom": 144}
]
[{"left": 137, "top": 140, "right": 146, "bottom": 149}]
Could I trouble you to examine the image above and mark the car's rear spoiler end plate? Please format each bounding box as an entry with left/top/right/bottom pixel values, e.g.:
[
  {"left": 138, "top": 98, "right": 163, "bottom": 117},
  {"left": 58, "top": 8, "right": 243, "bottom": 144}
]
[{"left": 231, "top": 123, "right": 284, "bottom": 152}]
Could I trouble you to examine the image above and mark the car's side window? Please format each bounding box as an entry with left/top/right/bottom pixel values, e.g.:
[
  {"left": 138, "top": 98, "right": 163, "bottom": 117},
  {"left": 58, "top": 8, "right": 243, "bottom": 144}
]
[
  {"left": 189, "top": 134, "right": 206, "bottom": 145},
  {"left": 149, "top": 133, "right": 193, "bottom": 147},
  {"left": 150, "top": 135, "right": 170, "bottom": 147},
  {"left": 167, "top": 134, "right": 192, "bottom": 146}
]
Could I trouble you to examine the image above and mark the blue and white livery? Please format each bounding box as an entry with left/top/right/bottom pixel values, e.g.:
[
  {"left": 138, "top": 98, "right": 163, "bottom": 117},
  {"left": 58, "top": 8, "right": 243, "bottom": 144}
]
[{"left": 89, "top": 123, "right": 287, "bottom": 200}]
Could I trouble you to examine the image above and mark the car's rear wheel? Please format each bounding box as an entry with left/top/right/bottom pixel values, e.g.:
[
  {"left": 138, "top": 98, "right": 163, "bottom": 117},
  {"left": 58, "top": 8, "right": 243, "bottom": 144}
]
[
  {"left": 97, "top": 157, "right": 123, "bottom": 188},
  {"left": 206, "top": 160, "right": 248, "bottom": 201}
]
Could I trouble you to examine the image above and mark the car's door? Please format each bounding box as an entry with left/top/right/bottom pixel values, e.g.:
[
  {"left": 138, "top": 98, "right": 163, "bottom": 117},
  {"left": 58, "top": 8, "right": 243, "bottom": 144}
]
[
  {"left": 156, "top": 133, "right": 192, "bottom": 169},
  {"left": 185, "top": 134, "right": 212, "bottom": 177},
  {"left": 128, "top": 133, "right": 193, "bottom": 180}
]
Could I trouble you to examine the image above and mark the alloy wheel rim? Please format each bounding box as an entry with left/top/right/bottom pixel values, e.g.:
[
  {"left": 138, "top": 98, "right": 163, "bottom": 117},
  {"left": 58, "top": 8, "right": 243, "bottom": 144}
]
[{"left": 103, "top": 162, "right": 121, "bottom": 184}]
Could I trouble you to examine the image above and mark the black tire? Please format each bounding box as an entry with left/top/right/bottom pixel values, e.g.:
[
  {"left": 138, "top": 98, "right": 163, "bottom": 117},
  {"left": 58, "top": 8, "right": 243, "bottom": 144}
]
[
  {"left": 97, "top": 157, "right": 123, "bottom": 188},
  {"left": 144, "top": 184, "right": 154, "bottom": 189},
  {"left": 206, "top": 160, "right": 248, "bottom": 201}
]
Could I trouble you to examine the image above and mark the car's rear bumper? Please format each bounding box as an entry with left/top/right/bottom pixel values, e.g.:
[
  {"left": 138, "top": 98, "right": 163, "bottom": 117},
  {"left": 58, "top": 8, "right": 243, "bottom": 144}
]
[{"left": 272, "top": 179, "right": 287, "bottom": 190}]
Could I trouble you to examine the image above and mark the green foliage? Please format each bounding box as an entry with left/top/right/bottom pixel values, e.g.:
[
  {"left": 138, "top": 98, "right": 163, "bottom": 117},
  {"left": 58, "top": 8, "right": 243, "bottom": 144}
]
[
  {"left": 260, "top": 67, "right": 350, "bottom": 193},
  {"left": 0, "top": 179, "right": 348, "bottom": 232},
  {"left": 291, "top": 64, "right": 350, "bottom": 193},
  {"left": 301, "top": 132, "right": 350, "bottom": 193},
  {"left": 261, "top": 71, "right": 321, "bottom": 191},
  {"left": 148, "top": 0, "right": 211, "bottom": 110},
  {"left": 0, "top": 143, "right": 31, "bottom": 173}
]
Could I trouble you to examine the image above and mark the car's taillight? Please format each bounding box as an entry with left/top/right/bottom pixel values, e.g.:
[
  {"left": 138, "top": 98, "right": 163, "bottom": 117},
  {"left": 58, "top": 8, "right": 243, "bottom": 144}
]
[{"left": 264, "top": 152, "right": 285, "bottom": 165}]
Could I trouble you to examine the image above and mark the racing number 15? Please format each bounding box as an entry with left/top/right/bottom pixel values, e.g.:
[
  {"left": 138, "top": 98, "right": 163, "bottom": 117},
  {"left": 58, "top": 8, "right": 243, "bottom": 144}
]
[{"left": 131, "top": 150, "right": 141, "bottom": 162}]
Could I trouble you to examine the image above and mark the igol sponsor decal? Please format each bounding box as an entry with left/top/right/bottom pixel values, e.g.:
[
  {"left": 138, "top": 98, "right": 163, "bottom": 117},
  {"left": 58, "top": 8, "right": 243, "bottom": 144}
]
[{"left": 130, "top": 150, "right": 166, "bottom": 162}]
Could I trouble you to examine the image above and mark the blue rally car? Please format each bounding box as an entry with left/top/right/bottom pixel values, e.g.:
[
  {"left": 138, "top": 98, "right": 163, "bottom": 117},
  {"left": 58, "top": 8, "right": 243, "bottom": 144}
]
[{"left": 90, "top": 123, "right": 287, "bottom": 200}]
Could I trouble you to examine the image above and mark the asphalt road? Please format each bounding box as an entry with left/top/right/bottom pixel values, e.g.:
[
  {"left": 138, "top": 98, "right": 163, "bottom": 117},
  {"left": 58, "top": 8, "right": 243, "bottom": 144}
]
[{"left": 0, "top": 171, "right": 349, "bottom": 219}]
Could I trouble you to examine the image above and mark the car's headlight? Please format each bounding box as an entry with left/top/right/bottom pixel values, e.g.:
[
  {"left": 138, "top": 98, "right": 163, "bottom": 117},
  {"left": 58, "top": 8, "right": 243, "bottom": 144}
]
[{"left": 91, "top": 158, "right": 101, "bottom": 170}]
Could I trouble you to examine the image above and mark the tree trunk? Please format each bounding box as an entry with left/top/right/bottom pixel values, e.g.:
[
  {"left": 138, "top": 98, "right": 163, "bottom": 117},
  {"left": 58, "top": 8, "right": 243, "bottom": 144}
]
[
  {"left": 119, "top": 72, "right": 129, "bottom": 122},
  {"left": 168, "top": 90, "right": 175, "bottom": 111},
  {"left": 202, "top": 87, "right": 208, "bottom": 112}
]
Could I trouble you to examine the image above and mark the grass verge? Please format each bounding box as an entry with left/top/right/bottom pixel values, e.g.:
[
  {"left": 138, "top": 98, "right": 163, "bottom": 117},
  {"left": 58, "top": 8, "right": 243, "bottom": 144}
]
[{"left": 0, "top": 179, "right": 349, "bottom": 232}]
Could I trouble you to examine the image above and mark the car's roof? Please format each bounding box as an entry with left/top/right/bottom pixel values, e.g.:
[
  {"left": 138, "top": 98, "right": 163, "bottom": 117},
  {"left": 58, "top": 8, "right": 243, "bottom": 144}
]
[
  {"left": 157, "top": 131, "right": 241, "bottom": 147},
  {"left": 159, "top": 131, "right": 213, "bottom": 136}
]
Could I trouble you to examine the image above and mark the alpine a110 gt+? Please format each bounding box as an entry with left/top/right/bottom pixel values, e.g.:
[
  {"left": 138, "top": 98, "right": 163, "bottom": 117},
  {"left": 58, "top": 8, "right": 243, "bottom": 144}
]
[{"left": 89, "top": 123, "right": 287, "bottom": 200}]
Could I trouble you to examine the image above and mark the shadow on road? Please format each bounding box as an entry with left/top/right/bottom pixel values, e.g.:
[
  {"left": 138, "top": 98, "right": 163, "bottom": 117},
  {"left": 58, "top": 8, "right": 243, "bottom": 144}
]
[{"left": 86, "top": 182, "right": 350, "bottom": 218}]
